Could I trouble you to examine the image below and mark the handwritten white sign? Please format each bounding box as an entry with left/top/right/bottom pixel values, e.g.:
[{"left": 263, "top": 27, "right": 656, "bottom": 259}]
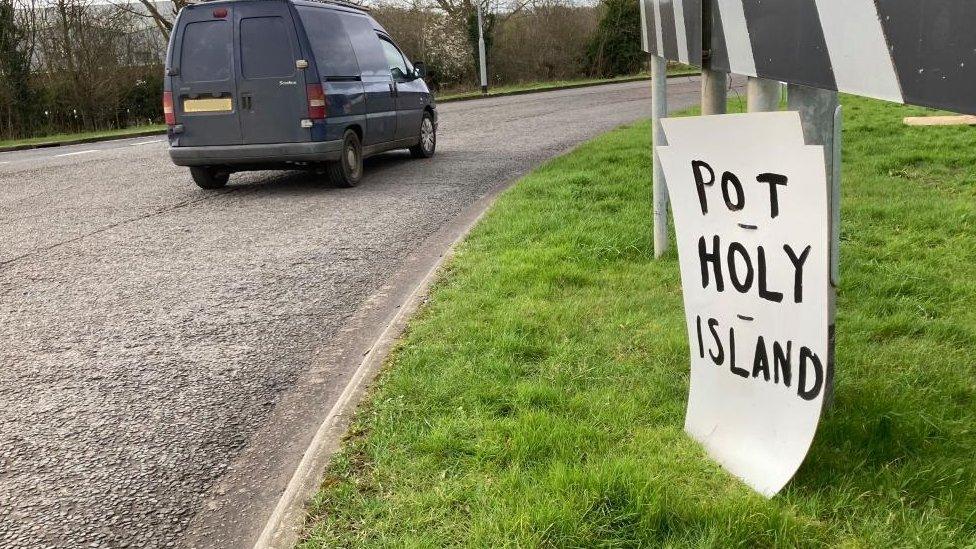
[{"left": 656, "top": 112, "right": 829, "bottom": 497}]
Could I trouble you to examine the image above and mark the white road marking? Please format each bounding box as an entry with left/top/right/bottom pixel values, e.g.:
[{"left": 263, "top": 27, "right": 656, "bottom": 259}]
[
  {"left": 54, "top": 149, "right": 98, "bottom": 158},
  {"left": 128, "top": 139, "right": 164, "bottom": 147}
]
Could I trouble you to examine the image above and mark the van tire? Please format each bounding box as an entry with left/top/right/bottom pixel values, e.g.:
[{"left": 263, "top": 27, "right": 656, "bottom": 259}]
[
  {"left": 409, "top": 112, "right": 436, "bottom": 159},
  {"left": 190, "top": 167, "right": 229, "bottom": 189},
  {"left": 328, "top": 130, "right": 363, "bottom": 187}
]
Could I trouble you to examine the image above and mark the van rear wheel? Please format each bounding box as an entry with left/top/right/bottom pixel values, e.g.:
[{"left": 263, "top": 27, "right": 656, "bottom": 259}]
[
  {"left": 190, "top": 167, "right": 229, "bottom": 189},
  {"left": 328, "top": 129, "right": 363, "bottom": 187},
  {"left": 409, "top": 112, "right": 436, "bottom": 159}
]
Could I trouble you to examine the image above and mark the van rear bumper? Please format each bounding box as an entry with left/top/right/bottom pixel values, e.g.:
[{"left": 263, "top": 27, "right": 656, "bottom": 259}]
[{"left": 169, "top": 140, "right": 343, "bottom": 167}]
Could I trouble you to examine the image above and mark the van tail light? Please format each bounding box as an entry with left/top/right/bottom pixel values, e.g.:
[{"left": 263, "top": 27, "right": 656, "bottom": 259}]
[
  {"left": 162, "top": 91, "right": 176, "bottom": 126},
  {"left": 306, "top": 83, "right": 326, "bottom": 120}
]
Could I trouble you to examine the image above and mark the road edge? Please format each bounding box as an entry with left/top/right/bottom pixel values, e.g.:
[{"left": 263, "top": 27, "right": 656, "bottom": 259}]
[
  {"left": 436, "top": 72, "right": 697, "bottom": 104},
  {"left": 0, "top": 128, "right": 166, "bottom": 153},
  {"left": 253, "top": 180, "right": 509, "bottom": 549},
  {"left": 0, "top": 74, "right": 700, "bottom": 154}
]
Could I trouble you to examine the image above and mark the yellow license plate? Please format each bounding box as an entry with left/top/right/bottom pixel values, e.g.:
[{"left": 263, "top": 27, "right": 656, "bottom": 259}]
[{"left": 183, "top": 97, "right": 233, "bottom": 113}]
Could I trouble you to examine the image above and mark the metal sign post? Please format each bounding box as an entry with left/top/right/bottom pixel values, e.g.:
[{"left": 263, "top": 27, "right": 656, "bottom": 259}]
[
  {"left": 651, "top": 55, "right": 669, "bottom": 257},
  {"left": 747, "top": 77, "right": 781, "bottom": 112},
  {"left": 700, "top": 68, "right": 727, "bottom": 115},
  {"left": 786, "top": 84, "right": 841, "bottom": 406}
]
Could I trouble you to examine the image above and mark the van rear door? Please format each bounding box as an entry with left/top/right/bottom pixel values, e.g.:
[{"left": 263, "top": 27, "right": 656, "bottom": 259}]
[
  {"left": 236, "top": 3, "right": 309, "bottom": 145},
  {"left": 171, "top": 5, "right": 241, "bottom": 147}
]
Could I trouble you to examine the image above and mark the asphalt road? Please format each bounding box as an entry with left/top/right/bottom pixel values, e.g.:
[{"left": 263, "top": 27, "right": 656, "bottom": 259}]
[{"left": 0, "top": 76, "right": 725, "bottom": 547}]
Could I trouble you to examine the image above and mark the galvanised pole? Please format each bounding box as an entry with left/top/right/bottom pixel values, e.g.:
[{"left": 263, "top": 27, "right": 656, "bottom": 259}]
[
  {"left": 747, "top": 77, "right": 781, "bottom": 112},
  {"left": 651, "top": 55, "right": 669, "bottom": 258},
  {"left": 787, "top": 83, "right": 841, "bottom": 407},
  {"left": 700, "top": 68, "right": 727, "bottom": 115}
]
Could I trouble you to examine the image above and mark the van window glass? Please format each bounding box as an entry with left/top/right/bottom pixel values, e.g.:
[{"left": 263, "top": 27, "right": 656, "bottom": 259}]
[
  {"left": 379, "top": 38, "right": 408, "bottom": 80},
  {"left": 240, "top": 17, "right": 296, "bottom": 79},
  {"left": 180, "top": 20, "right": 232, "bottom": 82},
  {"left": 296, "top": 7, "right": 360, "bottom": 77},
  {"left": 338, "top": 14, "right": 388, "bottom": 78}
]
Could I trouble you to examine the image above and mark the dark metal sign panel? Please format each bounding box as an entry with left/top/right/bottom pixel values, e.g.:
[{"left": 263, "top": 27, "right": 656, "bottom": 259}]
[
  {"left": 708, "top": 0, "right": 976, "bottom": 114},
  {"left": 640, "top": 0, "right": 703, "bottom": 66}
]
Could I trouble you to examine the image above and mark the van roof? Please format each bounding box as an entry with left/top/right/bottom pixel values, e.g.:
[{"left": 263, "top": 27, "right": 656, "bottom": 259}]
[{"left": 187, "top": 0, "right": 370, "bottom": 13}]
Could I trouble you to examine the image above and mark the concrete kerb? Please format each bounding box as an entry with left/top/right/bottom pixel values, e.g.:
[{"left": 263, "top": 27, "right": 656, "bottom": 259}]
[
  {"left": 0, "top": 74, "right": 701, "bottom": 154},
  {"left": 252, "top": 176, "right": 513, "bottom": 548},
  {"left": 436, "top": 72, "right": 698, "bottom": 104}
]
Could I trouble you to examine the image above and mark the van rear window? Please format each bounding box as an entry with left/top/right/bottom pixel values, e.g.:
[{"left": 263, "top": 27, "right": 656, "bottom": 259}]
[
  {"left": 296, "top": 7, "right": 360, "bottom": 77},
  {"left": 240, "top": 17, "right": 296, "bottom": 79},
  {"left": 180, "top": 20, "right": 232, "bottom": 82}
]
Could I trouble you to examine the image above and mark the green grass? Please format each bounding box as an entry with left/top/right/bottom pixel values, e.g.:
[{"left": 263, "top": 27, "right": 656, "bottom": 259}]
[
  {"left": 0, "top": 124, "right": 165, "bottom": 149},
  {"left": 437, "top": 68, "right": 699, "bottom": 102},
  {"left": 299, "top": 95, "right": 976, "bottom": 547}
]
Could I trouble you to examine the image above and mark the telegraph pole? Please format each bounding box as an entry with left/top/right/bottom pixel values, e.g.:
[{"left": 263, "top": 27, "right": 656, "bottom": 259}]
[{"left": 477, "top": 4, "right": 488, "bottom": 95}]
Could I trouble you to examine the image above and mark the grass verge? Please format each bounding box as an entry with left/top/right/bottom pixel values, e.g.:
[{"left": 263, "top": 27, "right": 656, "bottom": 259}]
[
  {"left": 0, "top": 124, "right": 166, "bottom": 150},
  {"left": 436, "top": 68, "right": 699, "bottom": 102},
  {"left": 299, "top": 95, "right": 976, "bottom": 547}
]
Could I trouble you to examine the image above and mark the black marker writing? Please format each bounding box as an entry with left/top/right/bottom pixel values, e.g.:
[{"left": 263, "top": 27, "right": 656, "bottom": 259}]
[
  {"left": 783, "top": 244, "right": 812, "bottom": 304},
  {"left": 695, "top": 317, "right": 823, "bottom": 401},
  {"left": 692, "top": 160, "right": 714, "bottom": 215},
  {"left": 756, "top": 173, "right": 788, "bottom": 218}
]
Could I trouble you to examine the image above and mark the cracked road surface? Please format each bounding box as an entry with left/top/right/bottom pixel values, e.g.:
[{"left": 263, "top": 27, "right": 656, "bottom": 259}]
[{"left": 0, "top": 77, "right": 724, "bottom": 547}]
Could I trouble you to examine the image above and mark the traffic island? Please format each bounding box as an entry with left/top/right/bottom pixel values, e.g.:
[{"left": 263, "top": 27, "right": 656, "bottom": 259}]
[{"left": 297, "top": 96, "right": 976, "bottom": 547}]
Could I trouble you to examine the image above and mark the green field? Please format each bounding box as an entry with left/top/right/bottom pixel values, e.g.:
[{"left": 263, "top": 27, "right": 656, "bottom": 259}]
[{"left": 299, "top": 95, "right": 976, "bottom": 547}]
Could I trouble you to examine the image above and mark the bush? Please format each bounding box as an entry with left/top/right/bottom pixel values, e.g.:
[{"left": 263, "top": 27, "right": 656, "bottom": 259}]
[{"left": 584, "top": 0, "right": 644, "bottom": 78}]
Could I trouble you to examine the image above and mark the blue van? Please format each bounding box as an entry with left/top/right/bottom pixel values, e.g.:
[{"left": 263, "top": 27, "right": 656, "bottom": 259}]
[{"left": 163, "top": 0, "right": 437, "bottom": 189}]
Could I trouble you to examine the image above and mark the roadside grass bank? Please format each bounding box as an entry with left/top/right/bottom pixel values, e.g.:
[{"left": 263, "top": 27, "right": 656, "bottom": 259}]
[
  {"left": 0, "top": 124, "right": 166, "bottom": 152},
  {"left": 300, "top": 95, "right": 976, "bottom": 547}
]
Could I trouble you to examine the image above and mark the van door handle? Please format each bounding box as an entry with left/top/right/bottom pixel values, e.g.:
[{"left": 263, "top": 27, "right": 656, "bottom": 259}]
[{"left": 241, "top": 94, "right": 252, "bottom": 111}]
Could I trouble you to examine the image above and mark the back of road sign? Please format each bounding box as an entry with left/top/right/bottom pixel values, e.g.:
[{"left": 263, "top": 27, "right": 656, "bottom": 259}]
[
  {"left": 640, "top": 0, "right": 702, "bottom": 66},
  {"left": 641, "top": 0, "right": 976, "bottom": 115}
]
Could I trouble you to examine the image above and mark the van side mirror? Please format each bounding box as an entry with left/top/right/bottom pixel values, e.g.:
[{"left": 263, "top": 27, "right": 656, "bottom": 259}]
[{"left": 413, "top": 61, "right": 426, "bottom": 79}]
